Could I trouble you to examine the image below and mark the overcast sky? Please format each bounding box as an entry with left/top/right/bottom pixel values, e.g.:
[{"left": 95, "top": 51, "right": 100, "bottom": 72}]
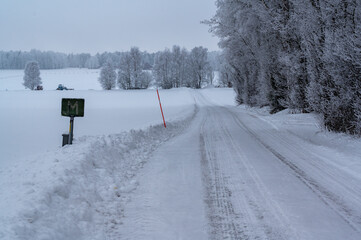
[{"left": 0, "top": 0, "right": 219, "bottom": 54}]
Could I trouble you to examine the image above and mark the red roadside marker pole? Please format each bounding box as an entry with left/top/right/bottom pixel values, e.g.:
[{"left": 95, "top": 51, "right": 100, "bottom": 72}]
[{"left": 157, "top": 89, "right": 167, "bottom": 128}]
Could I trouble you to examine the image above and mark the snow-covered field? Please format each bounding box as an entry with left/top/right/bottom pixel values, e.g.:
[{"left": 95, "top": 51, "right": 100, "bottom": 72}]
[
  {"left": 0, "top": 69, "right": 196, "bottom": 238},
  {"left": 0, "top": 87, "right": 194, "bottom": 165},
  {"left": 1, "top": 69, "right": 361, "bottom": 240},
  {"left": 0, "top": 68, "right": 101, "bottom": 91}
]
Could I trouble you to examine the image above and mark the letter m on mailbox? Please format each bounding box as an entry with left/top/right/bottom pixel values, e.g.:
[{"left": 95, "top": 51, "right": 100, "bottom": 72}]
[{"left": 61, "top": 98, "right": 85, "bottom": 117}]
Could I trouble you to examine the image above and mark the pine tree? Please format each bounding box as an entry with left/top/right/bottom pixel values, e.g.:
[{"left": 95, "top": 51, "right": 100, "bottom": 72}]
[{"left": 23, "top": 61, "right": 41, "bottom": 90}]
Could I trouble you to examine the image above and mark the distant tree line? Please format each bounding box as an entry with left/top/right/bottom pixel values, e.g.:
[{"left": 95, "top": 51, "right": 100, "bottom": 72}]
[
  {"left": 0, "top": 49, "right": 220, "bottom": 73},
  {"left": 0, "top": 49, "right": 156, "bottom": 70},
  {"left": 207, "top": 0, "right": 361, "bottom": 135}
]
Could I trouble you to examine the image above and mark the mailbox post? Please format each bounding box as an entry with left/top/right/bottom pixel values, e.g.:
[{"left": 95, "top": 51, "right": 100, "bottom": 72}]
[
  {"left": 61, "top": 98, "right": 85, "bottom": 146},
  {"left": 69, "top": 116, "right": 75, "bottom": 144}
]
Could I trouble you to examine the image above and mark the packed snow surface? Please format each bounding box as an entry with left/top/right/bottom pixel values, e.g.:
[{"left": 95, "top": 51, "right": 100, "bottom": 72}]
[{"left": 1, "top": 73, "right": 361, "bottom": 239}]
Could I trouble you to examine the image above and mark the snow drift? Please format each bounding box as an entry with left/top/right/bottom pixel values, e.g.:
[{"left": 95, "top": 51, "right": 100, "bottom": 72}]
[{"left": 3, "top": 109, "right": 196, "bottom": 240}]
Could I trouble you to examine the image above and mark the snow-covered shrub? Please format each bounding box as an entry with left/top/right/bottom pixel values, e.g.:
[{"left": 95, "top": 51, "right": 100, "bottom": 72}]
[
  {"left": 23, "top": 61, "right": 41, "bottom": 90},
  {"left": 99, "top": 60, "right": 116, "bottom": 90}
]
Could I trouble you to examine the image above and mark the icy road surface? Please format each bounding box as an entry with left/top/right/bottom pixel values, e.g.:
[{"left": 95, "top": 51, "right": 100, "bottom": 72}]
[{"left": 118, "top": 91, "right": 361, "bottom": 240}]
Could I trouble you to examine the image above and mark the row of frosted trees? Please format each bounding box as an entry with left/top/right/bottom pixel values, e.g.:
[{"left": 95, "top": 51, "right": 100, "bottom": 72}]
[
  {"left": 99, "top": 48, "right": 152, "bottom": 90},
  {"left": 0, "top": 50, "right": 91, "bottom": 69},
  {"left": 0, "top": 50, "right": 155, "bottom": 70},
  {"left": 153, "top": 46, "right": 214, "bottom": 89},
  {"left": 99, "top": 46, "right": 217, "bottom": 90},
  {"left": 207, "top": 0, "right": 361, "bottom": 134}
]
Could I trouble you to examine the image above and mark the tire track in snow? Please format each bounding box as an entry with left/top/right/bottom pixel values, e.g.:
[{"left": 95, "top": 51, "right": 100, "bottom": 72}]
[
  {"left": 228, "top": 109, "right": 361, "bottom": 234},
  {"left": 195, "top": 92, "right": 245, "bottom": 239},
  {"left": 266, "top": 129, "right": 361, "bottom": 206},
  {"left": 218, "top": 119, "right": 297, "bottom": 240},
  {"left": 199, "top": 113, "right": 291, "bottom": 238},
  {"left": 200, "top": 116, "right": 246, "bottom": 240},
  {"left": 197, "top": 91, "right": 296, "bottom": 239}
]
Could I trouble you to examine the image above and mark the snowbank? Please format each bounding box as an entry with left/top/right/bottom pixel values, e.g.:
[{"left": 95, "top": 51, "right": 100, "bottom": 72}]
[
  {"left": 0, "top": 84, "right": 196, "bottom": 239},
  {"left": 0, "top": 107, "right": 196, "bottom": 240}
]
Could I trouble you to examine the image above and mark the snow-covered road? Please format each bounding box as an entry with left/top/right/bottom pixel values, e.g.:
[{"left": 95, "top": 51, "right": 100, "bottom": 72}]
[
  {"left": 2, "top": 88, "right": 361, "bottom": 239},
  {"left": 117, "top": 91, "right": 361, "bottom": 239}
]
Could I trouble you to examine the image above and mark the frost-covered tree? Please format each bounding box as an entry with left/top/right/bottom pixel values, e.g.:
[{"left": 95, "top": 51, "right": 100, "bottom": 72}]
[
  {"left": 118, "top": 54, "right": 132, "bottom": 89},
  {"left": 118, "top": 47, "right": 149, "bottom": 89},
  {"left": 138, "top": 71, "right": 152, "bottom": 89},
  {"left": 206, "top": 65, "right": 215, "bottom": 85},
  {"left": 129, "top": 47, "right": 143, "bottom": 88},
  {"left": 188, "top": 47, "right": 210, "bottom": 89},
  {"left": 85, "top": 56, "right": 100, "bottom": 69},
  {"left": 153, "top": 46, "right": 190, "bottom": 89},
  {"left": 0, "top": 49, "right": 157, "bottom": 71},
  {"left": 99, "top": 60, "right": 116, "bottom": 90},
  {"left": 207, "top": 0, "right": 361, "bottom": 134},
  {"left": 23, "top": 61, "right": 41, "bottom": 90},
  {"left": 179, "top": 48, "right": 190, "bottom": 86},
  {"left": 170, "top": 46, "right": 189, "bottom": 88},
  {"left": 142, "top": 52, "right": 155, "bottom": 70},
  {"left": 217, "top": 54, "right": 232, "bottom": 88},
  {"left": 153, "top": 49, "right": 172, "bottom": 89}
]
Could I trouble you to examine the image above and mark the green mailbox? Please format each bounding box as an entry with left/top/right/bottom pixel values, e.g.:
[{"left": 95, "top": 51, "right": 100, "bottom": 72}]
[
  {"left": 61, "top": 98, "right": 85, "bottom": 146},
  {"left": 61, "top": 98, "right": 85, "bottom": 117}
]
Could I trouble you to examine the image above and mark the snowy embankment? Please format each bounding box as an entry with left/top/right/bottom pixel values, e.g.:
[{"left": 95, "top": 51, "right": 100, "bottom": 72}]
[
  {"left": 0, "top": 86, "right": 195, "bottom": 238},
  {"left": 1, "top": 114, "right": 196, "bottom": 239}
]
